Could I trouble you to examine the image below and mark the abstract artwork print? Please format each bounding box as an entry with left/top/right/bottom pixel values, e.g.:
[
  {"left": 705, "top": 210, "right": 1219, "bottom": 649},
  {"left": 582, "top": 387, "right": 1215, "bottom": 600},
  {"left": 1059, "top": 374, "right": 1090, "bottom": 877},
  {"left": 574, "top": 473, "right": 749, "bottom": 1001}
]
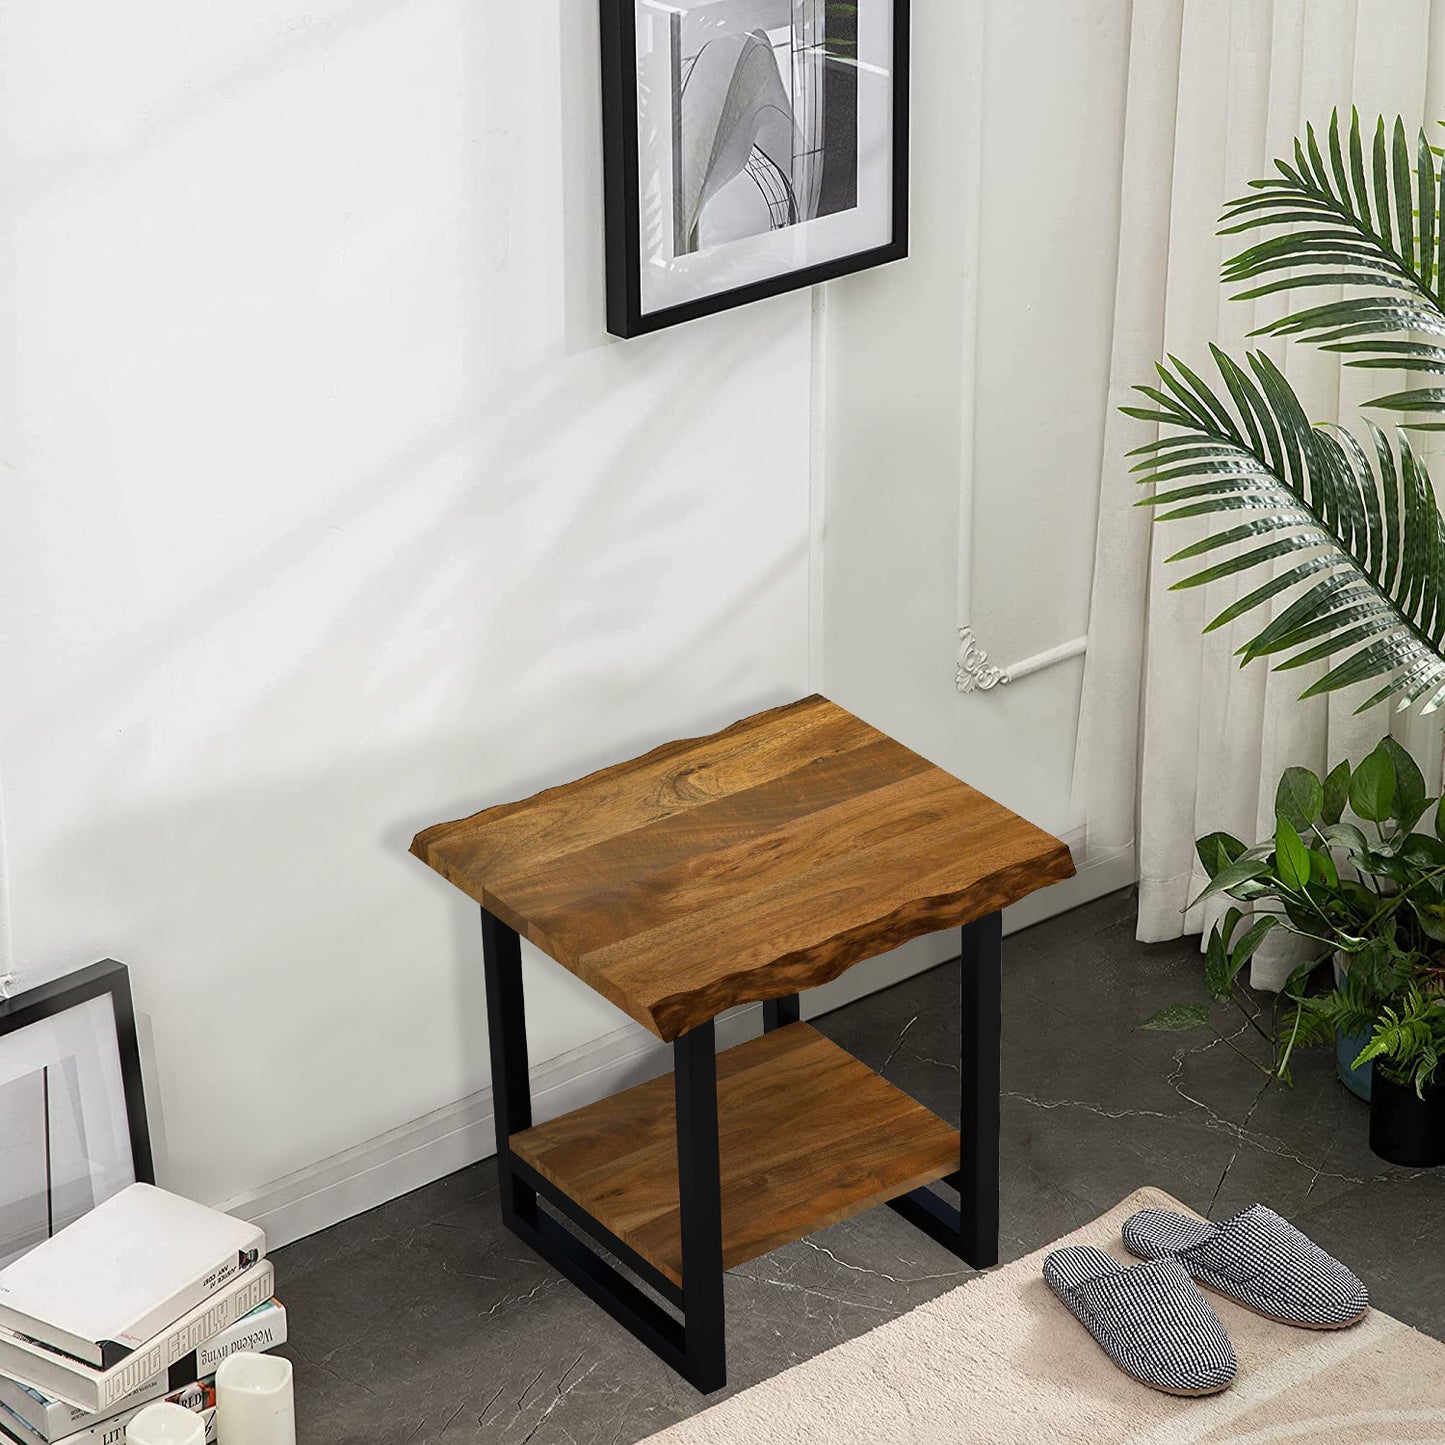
[{"left": 670, "top": 0, "right": 858, "bottom": 256}]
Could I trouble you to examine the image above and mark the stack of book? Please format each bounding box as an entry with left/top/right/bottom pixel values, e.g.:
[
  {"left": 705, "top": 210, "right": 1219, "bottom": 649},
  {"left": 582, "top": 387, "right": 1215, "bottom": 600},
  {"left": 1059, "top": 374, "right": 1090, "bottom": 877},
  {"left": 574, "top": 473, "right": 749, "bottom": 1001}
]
[{"left": 0, "top": 1186, "right": 287, "bottom": 1445}]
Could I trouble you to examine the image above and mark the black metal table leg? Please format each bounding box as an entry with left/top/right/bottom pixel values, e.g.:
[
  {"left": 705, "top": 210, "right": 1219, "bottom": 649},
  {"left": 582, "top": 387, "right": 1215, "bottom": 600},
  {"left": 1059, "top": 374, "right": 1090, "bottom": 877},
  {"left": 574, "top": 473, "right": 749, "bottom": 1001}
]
[
  {"left": 675, "top": 1020, "right": 727, "bottom": 1392},
  {"left": 481, "top": 908, "right": 535, "bottom": 1227},
  {"left": 479, "top": 907, "right": 726, "bottom": 1394},
  {"left": 762, "top": 994, "right": 800, "bottom": 1032},
  {"left": 885, "top": 909, "right": 1002, "bottom": 1270},
  {"left": 959, "top": 910, "right": 1002, "bottom": 1267}
]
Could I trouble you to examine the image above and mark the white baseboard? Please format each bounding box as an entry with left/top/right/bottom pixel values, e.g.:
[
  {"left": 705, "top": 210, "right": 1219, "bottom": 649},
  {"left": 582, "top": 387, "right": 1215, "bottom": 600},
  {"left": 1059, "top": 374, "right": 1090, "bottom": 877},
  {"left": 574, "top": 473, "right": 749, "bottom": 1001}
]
[{"left": 218, "top": 858, "right": 1135, "bottom": 1250}]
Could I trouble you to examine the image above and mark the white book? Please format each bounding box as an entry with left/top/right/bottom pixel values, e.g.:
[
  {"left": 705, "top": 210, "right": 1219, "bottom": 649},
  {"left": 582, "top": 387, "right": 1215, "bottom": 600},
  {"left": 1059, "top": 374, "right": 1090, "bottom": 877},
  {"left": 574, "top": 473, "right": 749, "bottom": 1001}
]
[
  {"left": 0, "top": 1374, "right": 166, "bottom": 1445},
  {"left": 0, "top": 1186, "right": 264, "bottom": 1369},
  {"left": 0, "top": 1388, "right": 218, "bottom": 1445},
  {"left": 0, "top": 1261, "right": 274, "bottom": 1415},
  {"left": 0, "top": 1299, "right": 285, "bottom": 1442},
  {"left": 0, "top": 1402, "right": 47, "bottom": 1445},
  {"left": 192, "top": 1298, "right": 286, "bottom": 1377}
]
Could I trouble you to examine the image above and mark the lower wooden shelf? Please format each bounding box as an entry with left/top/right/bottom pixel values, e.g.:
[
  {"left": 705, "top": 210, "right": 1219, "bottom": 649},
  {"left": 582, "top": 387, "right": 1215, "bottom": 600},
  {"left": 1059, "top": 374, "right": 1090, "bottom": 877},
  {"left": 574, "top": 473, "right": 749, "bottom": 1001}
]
[{"left": 509, "top": 1022, "right": 960, "bottom": 1287}]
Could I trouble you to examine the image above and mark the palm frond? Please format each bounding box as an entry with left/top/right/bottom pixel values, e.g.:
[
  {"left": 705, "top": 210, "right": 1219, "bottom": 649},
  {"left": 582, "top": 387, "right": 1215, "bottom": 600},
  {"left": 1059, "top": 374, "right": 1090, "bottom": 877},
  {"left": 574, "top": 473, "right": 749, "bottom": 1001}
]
[
  {"left": 1131, "top": 346, "right": 1445, "bottom": 711},
  {"left": 1220, "top": 110, "right": 1445, "bottom": 428}
]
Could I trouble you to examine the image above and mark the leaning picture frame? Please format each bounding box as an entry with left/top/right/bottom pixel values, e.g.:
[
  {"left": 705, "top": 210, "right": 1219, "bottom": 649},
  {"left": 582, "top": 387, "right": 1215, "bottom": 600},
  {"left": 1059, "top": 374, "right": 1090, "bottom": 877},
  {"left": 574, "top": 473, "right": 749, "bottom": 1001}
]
[
  {"left": 0, "top": 960, "right": 154, "bottom": 1272},
  {"left": 600, "top": 0, "right": 910, "bottom": 337}
]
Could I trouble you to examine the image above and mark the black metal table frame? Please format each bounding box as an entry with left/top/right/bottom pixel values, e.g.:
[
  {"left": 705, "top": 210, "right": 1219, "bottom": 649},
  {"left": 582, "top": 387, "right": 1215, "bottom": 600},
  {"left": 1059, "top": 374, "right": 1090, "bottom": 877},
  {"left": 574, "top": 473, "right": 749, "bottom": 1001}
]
[{"left": 480, "top": 907, "right": 1003, "bottom": 1394}]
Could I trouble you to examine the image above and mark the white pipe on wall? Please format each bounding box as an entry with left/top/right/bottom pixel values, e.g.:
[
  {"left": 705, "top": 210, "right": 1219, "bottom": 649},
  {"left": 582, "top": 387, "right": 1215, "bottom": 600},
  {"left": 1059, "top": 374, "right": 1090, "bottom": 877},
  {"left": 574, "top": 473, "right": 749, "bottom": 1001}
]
[
  {"left": 952, "top": 3, "right": 988, "bottom": 638},
  {"left": 948, "top": 2, "right": 1088, "bottom": 699},
  {"left": 1007, "top": 633, "right": 1088, "bottom": 683},
  {"left": 948, "top": 0, "right": 1088, "bottom": 701},
  {"left": 956, "top": 628, "right": 1088, "bottom": 693}
]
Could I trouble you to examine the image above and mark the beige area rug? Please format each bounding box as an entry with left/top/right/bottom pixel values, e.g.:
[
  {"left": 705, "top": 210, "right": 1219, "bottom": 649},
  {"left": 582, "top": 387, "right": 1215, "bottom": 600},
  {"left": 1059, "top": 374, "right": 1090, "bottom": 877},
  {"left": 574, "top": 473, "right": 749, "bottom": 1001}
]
[{"left": 645, "top": 1186, "right": 1445, "bottom": 1444}]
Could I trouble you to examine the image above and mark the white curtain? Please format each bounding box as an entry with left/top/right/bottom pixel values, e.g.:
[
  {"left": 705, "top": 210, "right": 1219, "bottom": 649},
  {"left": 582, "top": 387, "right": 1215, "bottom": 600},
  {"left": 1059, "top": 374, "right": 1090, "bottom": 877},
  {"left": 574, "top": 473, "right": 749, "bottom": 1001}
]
[{"left": 1074, "top": 0, "right": 1445, "bottom": 988}]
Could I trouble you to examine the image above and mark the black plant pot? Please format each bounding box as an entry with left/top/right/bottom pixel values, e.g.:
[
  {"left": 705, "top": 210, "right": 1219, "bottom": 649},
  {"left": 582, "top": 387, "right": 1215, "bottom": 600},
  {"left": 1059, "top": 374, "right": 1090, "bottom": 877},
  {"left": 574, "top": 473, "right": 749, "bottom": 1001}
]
[{"left": 1369, "top": 1069, "right": 1445, "bottom": 1167}]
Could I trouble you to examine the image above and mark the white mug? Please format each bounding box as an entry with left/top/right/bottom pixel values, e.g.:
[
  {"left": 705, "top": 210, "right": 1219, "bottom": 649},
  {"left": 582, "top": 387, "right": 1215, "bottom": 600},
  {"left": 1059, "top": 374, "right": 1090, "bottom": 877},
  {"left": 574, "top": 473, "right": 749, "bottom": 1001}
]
[
  {"left": 124, "top": 1401, "right": 205, "bottom": 1444},
  {"left": 215, "top": 1352, "right": 296, "bottom": 1445}
]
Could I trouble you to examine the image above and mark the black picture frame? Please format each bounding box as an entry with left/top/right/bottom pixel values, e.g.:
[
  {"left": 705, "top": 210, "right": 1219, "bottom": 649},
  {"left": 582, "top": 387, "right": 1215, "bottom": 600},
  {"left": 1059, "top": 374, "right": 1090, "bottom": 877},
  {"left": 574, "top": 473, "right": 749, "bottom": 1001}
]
[
  {"left": 0, "top": 960, "right": 154, "bottom": 1258},
  {"left": 600, "top": 0, "right": 910, "bottom": 338}
]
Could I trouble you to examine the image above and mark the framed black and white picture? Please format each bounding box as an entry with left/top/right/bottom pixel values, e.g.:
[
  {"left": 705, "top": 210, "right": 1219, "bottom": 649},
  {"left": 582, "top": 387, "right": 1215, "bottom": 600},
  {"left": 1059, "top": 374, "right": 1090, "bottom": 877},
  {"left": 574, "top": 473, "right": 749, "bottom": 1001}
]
[
  {"left": 600, "top": 0, "right": 909, "bottom": 337},
  {"left": 0, "top": 960, "right": 153, "bottom": 1271}
]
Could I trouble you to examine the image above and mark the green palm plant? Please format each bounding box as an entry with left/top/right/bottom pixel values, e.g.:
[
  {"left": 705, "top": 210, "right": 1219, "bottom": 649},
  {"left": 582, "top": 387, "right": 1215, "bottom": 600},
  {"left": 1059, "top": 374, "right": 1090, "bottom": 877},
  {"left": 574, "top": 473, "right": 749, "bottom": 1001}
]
[{"left": 1130, "top": 110, "right": 1445, "bottom": 713}]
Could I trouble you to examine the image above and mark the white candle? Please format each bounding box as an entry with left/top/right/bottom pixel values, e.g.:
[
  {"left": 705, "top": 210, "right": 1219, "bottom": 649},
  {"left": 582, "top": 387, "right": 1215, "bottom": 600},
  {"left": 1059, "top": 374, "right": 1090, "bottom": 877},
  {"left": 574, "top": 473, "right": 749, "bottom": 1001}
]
[
  {"left": 124, "top": 1402, "right": 205, "bottom": 1444},
  {"left": 215, "top": 1352, "right": 296, "bottom": 1445}
]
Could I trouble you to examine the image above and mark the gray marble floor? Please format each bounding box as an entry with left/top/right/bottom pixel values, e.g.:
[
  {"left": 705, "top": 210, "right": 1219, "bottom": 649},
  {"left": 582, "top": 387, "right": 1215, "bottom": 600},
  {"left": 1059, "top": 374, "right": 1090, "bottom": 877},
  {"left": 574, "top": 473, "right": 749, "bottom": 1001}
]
[{"left": 271, "top": 890, "right": 1443, "bottom": 1442}]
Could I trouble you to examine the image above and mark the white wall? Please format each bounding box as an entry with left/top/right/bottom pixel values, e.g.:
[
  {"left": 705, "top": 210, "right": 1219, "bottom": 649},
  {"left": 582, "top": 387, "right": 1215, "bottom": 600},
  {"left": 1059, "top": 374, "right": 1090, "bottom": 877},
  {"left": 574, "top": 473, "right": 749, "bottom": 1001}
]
[
  {"left": 0, "top": 1, "right": 813, "bottom": 1213},
  {"left": 1, "top": 0, "right": 1137, "bottom": 1238},
  {"left": 821, "top": 0, "right": 1134, "bottom": 857}
]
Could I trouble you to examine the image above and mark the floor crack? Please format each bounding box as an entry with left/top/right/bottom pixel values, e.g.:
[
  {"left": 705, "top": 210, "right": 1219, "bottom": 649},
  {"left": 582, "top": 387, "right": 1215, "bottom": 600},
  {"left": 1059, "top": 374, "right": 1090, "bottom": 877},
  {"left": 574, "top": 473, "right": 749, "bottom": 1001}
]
[
  {"left": 441, "top": 1259, "right": 498, "bottom": 1283},
  {"left": 1206, "top": 1073, "right": 1271, "bottom": 1219},
  {"left": 1164, "top": 1025, "right": 1258, "bottom": 1131},
  {"left": 287, "top": 1344, "right": 379, "bottom": 1397},
  {"left": 732, "top": 1268, "right": 892, "bottom": 1314},
  {"left": 482, "top": 1277, "right": 559, "bottom": 1322},
  {"left": 1305, "top": 1110, "right": 1345, "bottom": 1202},
  {"left": 1004, "top": 1076, "right": 1393, "bottom": 1187},
  {"left": 879, "top": 1013, "right": 921, "bottom": 1076},
  {"left": 516, "top": 1353, "right": 597, "bottom": 1444},
  {"left": 475, "top": 1385, "right": 505, "bottom": 1427},
  {"left": 1003, "top": 1090, "right": 1175, "bottom": 1123},
  {"left": 436, "top": 1400, "right": 467, "bottom": 1436},
  {"left": 516, "top": 1366, "right": 545, "bottom": 1412},
  {"left": 798, "top": 1237, "right": 960, "bottom": 1284}
]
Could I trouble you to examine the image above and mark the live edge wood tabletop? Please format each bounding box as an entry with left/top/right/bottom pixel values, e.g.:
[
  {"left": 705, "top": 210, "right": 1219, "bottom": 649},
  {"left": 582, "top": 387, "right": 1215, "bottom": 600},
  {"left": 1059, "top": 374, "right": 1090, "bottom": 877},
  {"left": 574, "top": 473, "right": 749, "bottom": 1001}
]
[
  {"left": 410, "top": 693, "right": 1075, "bottom": 1041},
  {"left": 409, "top": 693, "right": 1074, "bottom": 1392}
]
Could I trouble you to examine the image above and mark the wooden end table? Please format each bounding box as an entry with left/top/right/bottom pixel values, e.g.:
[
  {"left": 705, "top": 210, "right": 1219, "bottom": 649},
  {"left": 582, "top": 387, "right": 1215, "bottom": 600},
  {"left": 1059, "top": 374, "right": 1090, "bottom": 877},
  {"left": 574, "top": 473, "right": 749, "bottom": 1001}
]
[{"left": 411, "top": 695, "right": 1073, "bottom": 1392}]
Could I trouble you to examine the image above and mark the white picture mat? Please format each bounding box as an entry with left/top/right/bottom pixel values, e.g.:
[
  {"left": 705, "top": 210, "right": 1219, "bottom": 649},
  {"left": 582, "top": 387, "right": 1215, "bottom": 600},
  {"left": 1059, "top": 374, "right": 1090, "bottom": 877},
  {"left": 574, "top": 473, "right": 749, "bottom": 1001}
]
[
  {"left": 634, "top": 0, "right": 896, "bottom": 316},
  {"left": 0, "top": 1058, "right": 97, "bottom": 1269},
  {"left": 0, "top": 1072, "right": 50, "bottom": 1265},
  {"left": 0, "top": 995, "right": 136, "bottom": 1268}
]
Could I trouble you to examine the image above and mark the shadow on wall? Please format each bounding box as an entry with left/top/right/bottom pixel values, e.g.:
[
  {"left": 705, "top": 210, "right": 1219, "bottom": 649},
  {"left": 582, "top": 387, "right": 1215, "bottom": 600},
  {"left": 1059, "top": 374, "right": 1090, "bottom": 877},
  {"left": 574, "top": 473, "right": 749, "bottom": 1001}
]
[
  {"left": 66, "top": 525, "right": 803, "bottom": 1201},
  {"left": 12, "top": 0, "right": 417, "bottom": 214},
  {"left": 32, "top": 315, "right": 798, "bottom": 745},
  {"left": 21, "top": 0, "right": 803, "bottom": 749}
]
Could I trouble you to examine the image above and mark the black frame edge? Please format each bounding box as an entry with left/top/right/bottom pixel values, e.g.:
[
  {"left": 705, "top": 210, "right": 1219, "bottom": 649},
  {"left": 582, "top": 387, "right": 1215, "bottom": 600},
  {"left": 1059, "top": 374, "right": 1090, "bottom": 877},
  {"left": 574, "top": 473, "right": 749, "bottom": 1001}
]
[{"left": 599, "top": 0, "right": 643, "bottom": 338}]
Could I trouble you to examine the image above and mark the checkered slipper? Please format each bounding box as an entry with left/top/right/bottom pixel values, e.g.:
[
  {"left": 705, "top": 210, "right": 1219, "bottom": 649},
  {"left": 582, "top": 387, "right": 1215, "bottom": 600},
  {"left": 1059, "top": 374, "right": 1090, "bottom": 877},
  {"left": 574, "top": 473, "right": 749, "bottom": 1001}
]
[
  {"left": 1122, "top": 1203, "right": 1369, "bottom": 1330},
  {"left": 1043, "top": 1244, "right": 1237, "bottom": 1396}
]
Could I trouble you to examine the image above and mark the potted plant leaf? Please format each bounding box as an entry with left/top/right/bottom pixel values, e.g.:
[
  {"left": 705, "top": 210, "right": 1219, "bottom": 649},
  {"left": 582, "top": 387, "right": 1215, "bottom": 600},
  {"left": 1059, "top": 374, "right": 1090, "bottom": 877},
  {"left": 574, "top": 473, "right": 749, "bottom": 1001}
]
[{"left": 1128, "top": 110, "right": 1445, "bottom": 1165}]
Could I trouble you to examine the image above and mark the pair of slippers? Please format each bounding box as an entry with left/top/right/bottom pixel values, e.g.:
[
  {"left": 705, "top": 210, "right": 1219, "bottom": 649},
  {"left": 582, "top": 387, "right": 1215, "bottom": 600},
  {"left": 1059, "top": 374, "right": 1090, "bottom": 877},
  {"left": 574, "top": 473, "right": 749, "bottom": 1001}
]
[{"left": 1044, "top": 1203, "right": 1370, "bottom": 1397}]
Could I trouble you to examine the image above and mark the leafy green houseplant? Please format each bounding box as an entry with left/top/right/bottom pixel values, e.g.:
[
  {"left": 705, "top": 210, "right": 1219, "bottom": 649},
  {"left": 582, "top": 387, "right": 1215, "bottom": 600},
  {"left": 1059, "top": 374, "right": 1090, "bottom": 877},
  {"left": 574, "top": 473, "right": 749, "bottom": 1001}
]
[
  {"left": 1129, "top": 111, "right": 1445, "bottom": 1163},
  {"left": 1147, "top": 738, "right": 1445, "bottom": 1163}
]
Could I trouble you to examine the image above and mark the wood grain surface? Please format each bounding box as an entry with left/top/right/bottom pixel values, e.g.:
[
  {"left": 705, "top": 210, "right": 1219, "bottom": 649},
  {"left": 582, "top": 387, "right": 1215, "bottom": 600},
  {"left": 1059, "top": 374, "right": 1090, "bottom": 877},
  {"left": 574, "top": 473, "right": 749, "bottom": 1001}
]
[
  {"left": 509, "top": 1022, "right": 961, "bottom": 1285},
  {"left": 411, "top": 695, "right": 1074, "bottom": 1040}
]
